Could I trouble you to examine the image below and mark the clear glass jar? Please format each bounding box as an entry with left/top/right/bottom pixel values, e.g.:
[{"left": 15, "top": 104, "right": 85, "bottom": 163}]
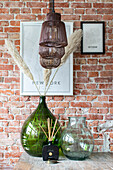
[{"left": 61, "top": 117, "right": 94, "bottom": 160}]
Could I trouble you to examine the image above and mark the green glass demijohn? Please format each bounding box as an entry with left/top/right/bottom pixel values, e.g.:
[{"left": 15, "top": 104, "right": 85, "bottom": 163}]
[{"left": 21, "top": 96, "right": 61, "bottom": 157}]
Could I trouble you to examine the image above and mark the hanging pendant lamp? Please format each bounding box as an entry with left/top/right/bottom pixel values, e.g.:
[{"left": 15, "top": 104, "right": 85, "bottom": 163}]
[
  {"left": 39, "top": 0, "right": 67, "bottom": 48},
  {"left": 39, "top": 0, "right": 68, "bottom": 69}
]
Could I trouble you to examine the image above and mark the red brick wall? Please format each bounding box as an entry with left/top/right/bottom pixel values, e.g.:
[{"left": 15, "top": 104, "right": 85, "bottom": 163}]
[{"left": 0, "top": 0, "right": 113, "bottom": 169}]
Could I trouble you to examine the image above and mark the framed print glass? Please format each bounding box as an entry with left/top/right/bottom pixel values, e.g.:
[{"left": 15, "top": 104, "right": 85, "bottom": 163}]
[
  {"left": 20, "top": 22, "right": 73, "bottom": 96},
  {"left": 81, "top": 21, "right": 105, "bottom": 54}
]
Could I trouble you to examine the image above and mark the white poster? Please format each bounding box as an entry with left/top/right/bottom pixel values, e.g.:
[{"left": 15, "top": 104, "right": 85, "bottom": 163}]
[
  {"left": 81, "top": 22, "right": 105, "bottom": 54},
  {"left": 20, "top": 22, "right": 73, "bottom": 96}
]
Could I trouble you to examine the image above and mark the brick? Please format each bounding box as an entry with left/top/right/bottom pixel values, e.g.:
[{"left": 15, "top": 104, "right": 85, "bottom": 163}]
[
  {"left": 32, "top": 8, "right": 41, "bottom": 14},
  {"left": 82, "top": 65, "right": 103, "bottom": 71},
  {"left": 76, "top": 59, "right": 86, "bottom": 64},
  {"left": 106, "top": 40, "right": 113, "bottom": 45},
  {"left": 109, "top": 96, "right": 113, "bottom": 102},
  {"left": 66, "top": 108, "right": 77, "bottom": 114},
  {"left": 105, "top": 115, "right": 113, "bottom": 120},
  {"left": 86, "top": 84, "right": 96, "bottom": 89},
  {"left": 53, "top": 2, "right": 69, "bottom": 8},
  {"left": 73, "top": 90, "right": 80, "bottom": 95},
  {"left": 87, "top": 96, "right": 97, "bottom": 101},
  {"left": 105, "top": 65, "right": 113, "bottom": 70},
  {"left": 77, "top": 72, "right": 87, "bottom": 77},
  {"left": 55, "top": 108, "right": 65, "bottom": 114},
  {"left": 103, "top": 103, "right": 113, "bottom": 108},
  {"left": 65, "top": 96, "right": 75, "bottom": 101},
  {"left": 16, "top": 15, "right": 36, "bottom": 20},
  {"left": 75, "top": 9, "right": 84, "bottom": 14},
  {"left": 10, "top": 8, "right": 20, "bottom": 13},
  {"left": 86, "top": 114, "right": 103, "bottom": 120},
  {"left": 93, "top": 3, "right": 113, "bottom": 8},
  {"left": 4, "top": 27, "right": 20, "bottom": 33},
  {"left": 21, "top": 8, "right": 31, "bottom": 13},
  {"left": 37, "top": 15, "right": 46, "bottom": 20},
  {"left": 4, "top": 2, "right": 24, "bottom": 7},
  {"left": 97, "top": 9, "right": 113, "bottom": 14},
  {"left": 95, "top": 77, "right": 113, "bottom": 83},
  {"left": 109, "top": 21, "right": 113, "bottom": 27},
  {"left": 82, "top": 15, "right": 102, "bottom": 20},
  {"left": 73, "top": 65, "right": 80, "bottom": 70},
  {"left": 99, "top": 109, "right": 109, "bottom": 114},
  {"left": 9, "top": 121, "right": 19, "bottom": 126},
  {"left": 63, "top": 8, "right": 73, "bottom": 14},
  {"left": 103, "top": 90, "right": 113, "bottom": 95},
  {"left": 98, "top": 96, "right": 108, "bottom": 101},
  {"left": 89, "top": 108, "right": 98, "bottom": 113},
  {"left": 61, "top": 15, "right": 80, "bottom": 20},
  {"left": 81, "top": 90, "right": 101, "bottom": 95},
  {"left": 0, "top": 114, "right": 14, "bottom": 120},
  {"left": 93, "top": 102, "right": 103, "bottom": 107},
  {"left": 87, "top": 59, "right": 98, "bottom": 64},
  {"left": 5, "top": 127, "right": 21, "bottom": 133},
  {"left": 75, "top": 84, "right": 85, "bottom": 89},
  {"left": 53, "top": 96, "right": 64, "bottom": 101},
  {"left": 0, "top": 21, "right": 9, "bottom": 26},
  {"left": 71, "top": 3, "right": 91, "bottom": 8},
  {"left": 0, "top": 3, "right": 3, "bottom": 7},
  {"left": 71, "top": 102, "right": 91, "bottom": 107},
  {"left": 110, "top": 109, "right": 113, "bottom": 114},
  {"left": 99, "top": 84, "right": 112, "bottom": 89},
  {"left": 86, "top": 9, "right": 96, "bottom": 14},
  {"left": 5, "top": 77, "right": 20, "bottom": 83},
  {"left": 0, "top": 65, "right": 13, "bottom": 70},
  {"left": 0, "top": 108, "right": 9, "bottom": 114},
  {"left": 88, "top": 72, "right": 98, "bottom": 77},
  {"left": 75, "top": 78, "right": 89, "bottom": 83},
  {"left": 0, "top": 40, "right": 5, "bottom": 45},
  {"left": 8, "top": 33, "right": 20, "bottom": 39},
  {"left": 76, "top": 96, "right": 86, "bottom": 101},
  {"left": 103, "top": 15, "right": 113, "bottom": 20},
  {"left": 27, "top": 2, "right": 47, "bottom": 7},
  {"left": 5, "top": 152, "right": 22, "bottom": 158},
  {"left": 0, "top": 8, "right": 9, "bottom": 14}
]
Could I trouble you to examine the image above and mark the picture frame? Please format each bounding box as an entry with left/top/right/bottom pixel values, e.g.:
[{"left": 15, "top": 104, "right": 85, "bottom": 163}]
[
  {"left": 81, "top": 21, "right": 105, "bottom": 54},
  {"left": 20, "top": 22, "right": 73, "bottom": 96}
]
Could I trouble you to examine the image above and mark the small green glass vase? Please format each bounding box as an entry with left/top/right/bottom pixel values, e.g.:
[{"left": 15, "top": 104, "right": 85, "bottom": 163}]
[{"left": 21, "top": 96, "right": 61, "bottom": 157}]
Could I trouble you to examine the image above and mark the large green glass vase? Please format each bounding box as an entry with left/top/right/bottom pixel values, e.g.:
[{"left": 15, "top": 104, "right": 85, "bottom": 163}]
[{"left": 21, "top": 96, "right": 61, "bottom": 157}]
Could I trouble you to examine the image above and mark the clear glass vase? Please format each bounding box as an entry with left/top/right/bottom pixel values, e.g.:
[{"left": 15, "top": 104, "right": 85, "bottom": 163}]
[
  {"left": 21, "top": 96, "right": 61, "bottom": 157},
  {"left": 61, "top": 117, "right": 94, "bottom": 160}
]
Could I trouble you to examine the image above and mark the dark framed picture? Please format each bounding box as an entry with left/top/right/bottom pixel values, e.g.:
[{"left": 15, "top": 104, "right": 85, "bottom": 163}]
[{"left": 81, "top": 21, "right": 105, "bottom": 54}]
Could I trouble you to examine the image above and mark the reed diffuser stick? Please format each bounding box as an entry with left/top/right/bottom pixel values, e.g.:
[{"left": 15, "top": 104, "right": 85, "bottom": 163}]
[
  {"left": 53, "top": 126, "right": 61, "bottom": 139},
  {"left": 39, "top": 123, "right": 49, "bottom": 139},
  {"left": 51, "top": 119, "right": 58, "bottom": 140},
  {"left": 47, "top": 118, "right": 51, "bottom": 141}
]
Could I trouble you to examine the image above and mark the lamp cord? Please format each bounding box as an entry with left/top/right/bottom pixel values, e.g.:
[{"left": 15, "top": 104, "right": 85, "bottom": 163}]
[{"left": 52, "top": 0, "right": 55, "bottom": 12}]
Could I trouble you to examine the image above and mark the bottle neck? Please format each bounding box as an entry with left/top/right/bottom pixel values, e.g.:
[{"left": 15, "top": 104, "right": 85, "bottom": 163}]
[
  {"left": 68, "top": 117, "right": 86, "bottom": 128},
  {"left": 39, "top": 96, "right": 47, "bottom": 107}
]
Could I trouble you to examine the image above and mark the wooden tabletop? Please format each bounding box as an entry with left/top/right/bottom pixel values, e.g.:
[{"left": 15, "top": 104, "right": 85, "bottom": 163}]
[{"left": 14, "top": 152, "right": 113, "bottom": 170}]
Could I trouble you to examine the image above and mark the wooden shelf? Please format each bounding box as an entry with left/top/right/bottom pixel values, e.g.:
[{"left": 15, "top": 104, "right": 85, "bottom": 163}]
[{"left": 14, "top": 152, "right": 113, "bottom": 170}]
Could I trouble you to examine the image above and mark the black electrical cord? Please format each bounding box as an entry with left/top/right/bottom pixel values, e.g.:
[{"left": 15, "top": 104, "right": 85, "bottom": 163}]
[{"left": 52, "top": 0, "right": 55, "bottom": 13}]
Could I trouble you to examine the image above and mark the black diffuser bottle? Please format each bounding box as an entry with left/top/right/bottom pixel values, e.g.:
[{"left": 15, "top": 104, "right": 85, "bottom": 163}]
[
  {"left": 39, "top": 118, "right": 61, "bottom": 162},
  {"left": 42, "top": 141, "right": 59, "bottom": 161}
]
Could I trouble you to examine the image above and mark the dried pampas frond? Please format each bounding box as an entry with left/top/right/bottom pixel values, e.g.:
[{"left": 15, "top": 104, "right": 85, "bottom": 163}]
[
  {"left": 45, "top": 29, "right": 82, "bottom": 95},
  {"left": 43, "top": 69, "right": 52, "bottom": 87},
  {"left": 5, "top": 39, "right": 41, "bottom": 95},
  {"left": 60, "top": 29, "right": 82, "bottom": 66}
]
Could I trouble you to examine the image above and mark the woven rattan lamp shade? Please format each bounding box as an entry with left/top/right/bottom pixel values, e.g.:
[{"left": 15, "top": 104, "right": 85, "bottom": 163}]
[{"left": 39, "top": 12, "right": 67, "bottom": 48}]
